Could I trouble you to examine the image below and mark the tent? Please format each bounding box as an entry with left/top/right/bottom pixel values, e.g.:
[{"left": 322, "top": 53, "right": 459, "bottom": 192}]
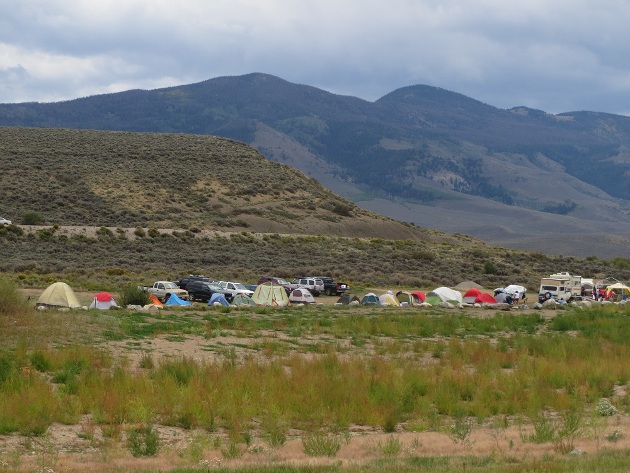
[
  {"left": 251, "top": 282, "right": 289, "bottom": 307},
  {"left": 148, "top": 294, "right": 163, "bottom": 307},
  {"left": 232, "top": 294, "right": 256, "bottom": 306},
  {"left": 360, "top": 293, "right": 380, "bottom": 305},
  {"left": 89, "top": 292, "right": 118, "bottom": 310},
  {"left": 165, "top": 293, "right": 191, "bottom": 306},
  {"left": 494, "top": 292, "right": 513, "bottom": 304},
  {"left": 36, "top": 282, "right": 81, "bottom": 309},
  {"left": 208, "top": 293, "right": 230, "bottom": 306},
  {"left": 411, "top": 291, "right": 426, "bottom": 304},
  {"left": 475, "top": 293, "right": 497, "bottom": 304},
  {"left": 463, "top": 288, "right": 483, "bottom": 304},
  {"left": 425, "top": 287, "right": 462, "bottom": 305},
  {"left": 396, "top": 291, "right": 422, "bottom": 305},
  {"left": 379, "top": 293, "right": 401, "bottom": 306},
  {"left": 289, "top": 288, "right": 316, "bottom": 304},
  {"left": 503, "top": 285, "right": 527, "bottom": 296},
  {"left": 462, "top": 288, "right": 496, "bottom": 304},
  {"left": 336, "top": 293, "right": 360, "bottom": 305}
]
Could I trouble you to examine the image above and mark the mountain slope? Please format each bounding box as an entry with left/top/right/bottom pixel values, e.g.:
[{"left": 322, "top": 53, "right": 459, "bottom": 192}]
[
  {"left": 2, "top": 73, "right": 630, "bottom": 256},
  {"left": 0, "top": 126, "right": 450, "bottom": 242}
]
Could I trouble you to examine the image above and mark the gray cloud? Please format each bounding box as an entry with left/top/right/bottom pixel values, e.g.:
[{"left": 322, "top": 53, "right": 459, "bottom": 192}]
[{"left": 0, "top": 0, "right": 629, "bottom": 114}]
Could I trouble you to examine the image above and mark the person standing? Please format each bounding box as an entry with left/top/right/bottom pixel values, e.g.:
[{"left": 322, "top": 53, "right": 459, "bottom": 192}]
[{"left": 513, "top": 290, "right": 520, "bottom": 305}]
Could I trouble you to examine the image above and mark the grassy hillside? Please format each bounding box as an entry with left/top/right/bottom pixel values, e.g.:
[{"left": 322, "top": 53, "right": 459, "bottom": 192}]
[{"left": 0, "top": 126, "right": 422, "bottom": 239}]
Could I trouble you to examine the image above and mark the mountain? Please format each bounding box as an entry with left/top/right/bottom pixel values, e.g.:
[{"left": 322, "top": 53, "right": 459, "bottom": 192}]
[{"left": 2, "top": 73, "right": 630, "bottom": 257}]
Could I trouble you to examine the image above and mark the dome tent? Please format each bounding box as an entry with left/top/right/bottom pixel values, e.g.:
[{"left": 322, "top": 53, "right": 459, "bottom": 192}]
[
  {"left": 36, "top": 282, "right": 81, "bottom": 309},
  {"left": 89, "top": 292, "right": 118, "bottom": 310}
]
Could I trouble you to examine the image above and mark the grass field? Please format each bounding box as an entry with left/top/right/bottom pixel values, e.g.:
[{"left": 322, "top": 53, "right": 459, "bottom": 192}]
[{"left": 3, "top": 279, "right": 630, "bottom": 472}]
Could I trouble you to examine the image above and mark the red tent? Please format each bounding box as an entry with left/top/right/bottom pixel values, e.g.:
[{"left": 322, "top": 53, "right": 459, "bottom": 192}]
[
  {"left": 475, "top": 293, "right": 497, "bottom": 304},
  {"left": 463, "top": 288, "right": 497, "bottom": 304},
  {"left": 411, "top": 291, "right": 426, "bottom": 303}
]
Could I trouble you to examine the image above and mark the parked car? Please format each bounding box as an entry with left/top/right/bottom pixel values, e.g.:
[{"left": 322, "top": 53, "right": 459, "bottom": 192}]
[
  {"left": 216, "top": 281, "right": 255, "bottom": 298},
  {"left": 187, "top": 281, "right": 234, "bottom": 303},
  {"left": 312, "top": 276, "right": 350, "bottom": 296},
  {"left": 176, "top": 275, "right": 213, "bottom": 289},
  {"left": 257, "top": 276, "right": 298, "bottom": 294},
  {"left": 138, "top": 281, "right": 189, "bottom": 302},
  {"left": 290, "top": 277, "right": 325, "bottom": 296},
  {"left": 0, "top": 217, "right": 12, "bottom": 226}
]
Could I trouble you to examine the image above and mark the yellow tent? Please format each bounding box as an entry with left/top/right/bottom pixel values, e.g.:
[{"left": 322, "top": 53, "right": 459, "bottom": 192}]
[
  {"left": 251, "top": 283, "right": 289, "bottom": 307},
  {"left": 36, "top": 282, "right": 81, "bottom": 309}
]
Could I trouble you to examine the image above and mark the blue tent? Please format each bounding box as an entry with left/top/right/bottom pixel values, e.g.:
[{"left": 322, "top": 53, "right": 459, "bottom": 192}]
[
  {"left": 165, "top": 293, "right": 191, "bottom": 306},
  {"left": 208, "top": 293, "right": 230, "bottom": 306},
  {"left": 360, "top": 293, "right": 380, "bottom": 305}
]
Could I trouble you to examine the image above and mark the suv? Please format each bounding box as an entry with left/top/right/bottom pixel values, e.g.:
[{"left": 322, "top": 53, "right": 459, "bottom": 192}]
[
  {"left": 257, "top": 276, "right": 297, "bottom": 294},
  {"left": 313, "top": 277, "right": 350, "bottom": 296},
  {"left": 186, "top": 281, "right": 233, "bottom": 303},
  {"left": 291, "top": 278, "right": 325, "bottom": 296},
  {"left": 216, "top": 281, "right": 255, "bottom": 298},
  {"left": 176, "top": 275, "right": 213, "bottom": 289},
  {"left": 0, "top": 217, "right": 12, "bottom": 226}
]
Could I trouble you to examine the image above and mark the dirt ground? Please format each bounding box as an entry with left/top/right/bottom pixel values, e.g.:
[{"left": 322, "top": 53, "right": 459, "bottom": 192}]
[{"left": 4, "top": 288, "right": 620, "bottom": 472}]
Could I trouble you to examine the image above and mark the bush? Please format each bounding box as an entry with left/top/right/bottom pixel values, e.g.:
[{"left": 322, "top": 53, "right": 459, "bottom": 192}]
[
  {"left": 118, "top": 284, "right": 150, "bottom": 306},
  {"left": 127, "top": 424, "right": 160, "bottom": 457},
  {"left": 302, "top": 433, "right": 342, "bottom": 457},
  {"left": 21, "top": 210, "right": 44, "bottom": 225},
  {"left": 0, "top": 278, "right": 30, "bottom": 317}
]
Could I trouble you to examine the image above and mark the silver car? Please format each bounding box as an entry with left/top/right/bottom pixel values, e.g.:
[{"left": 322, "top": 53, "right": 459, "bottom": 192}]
[{"left": 0, "top": 217, "right": 12, "bottom": 226}]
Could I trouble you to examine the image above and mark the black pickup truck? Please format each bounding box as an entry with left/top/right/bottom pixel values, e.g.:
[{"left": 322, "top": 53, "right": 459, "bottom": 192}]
[{"left": 315, "top": 277, "right": 350, "bottom": 296}]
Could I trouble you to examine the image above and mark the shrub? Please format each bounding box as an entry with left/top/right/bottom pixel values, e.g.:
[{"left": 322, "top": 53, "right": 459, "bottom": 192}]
[
  {"left": 21, "top": 210, "right": 44, "bottom": 225},
  {"left": 118, "top": 284, "right": 150, "bottom": 306},
  {"left": 0, "top": 278, "right": 30, "bottom": 317},
  {"left": 302, "top": 433, "right": 342, "bottom": 457},
  {"left": 483, "top": 261, "right": 497, "bottom": 274},
  {"left": 134, "top": 227, "right": 146, "bottom": 238},
  {"left": 127, "top": 424, "right": 160, "bottom": 457},
  {"left": 595, "top": 398, "right": 618, "bottom": 416}
]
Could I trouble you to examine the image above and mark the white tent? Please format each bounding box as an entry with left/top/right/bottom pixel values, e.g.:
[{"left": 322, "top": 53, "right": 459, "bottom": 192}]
[
  {"left": 89, "top": 292, "right": 118, "bottom": 310},
  {"left": 289, "top": 288, "right": 316, "bottom": 304},
  {"left": 429, "top": 287, "right": 462, "bottom": 304}
]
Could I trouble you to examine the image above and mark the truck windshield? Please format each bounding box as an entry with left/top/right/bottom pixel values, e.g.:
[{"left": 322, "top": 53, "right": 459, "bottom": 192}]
[{"left": 163, "top": 282, "right": 178, "bottom": 289}]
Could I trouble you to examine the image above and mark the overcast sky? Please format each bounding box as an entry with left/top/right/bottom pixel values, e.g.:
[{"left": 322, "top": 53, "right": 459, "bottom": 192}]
[{"left": 1, "top": 0, "right": 629, "bottom": 115}]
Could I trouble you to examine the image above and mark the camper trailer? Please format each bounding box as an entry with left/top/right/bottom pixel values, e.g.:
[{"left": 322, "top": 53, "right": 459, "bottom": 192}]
[{"left": 538, "top": 272, "right": 582, "bottom": 303}]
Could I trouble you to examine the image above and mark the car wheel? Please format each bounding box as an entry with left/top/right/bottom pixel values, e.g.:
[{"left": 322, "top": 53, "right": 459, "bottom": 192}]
[
  {"left": 545, "top": 292, "right": 552, "bottom": 300},
  {"left": 325, "top": 288, "right": 332, "bottom": 296}
]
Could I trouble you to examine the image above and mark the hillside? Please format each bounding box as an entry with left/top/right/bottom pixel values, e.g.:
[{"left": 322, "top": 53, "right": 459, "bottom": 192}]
[
  {"left": 2, "top": 73, "right": 630, "bottom": 256},
  {"left": 0, "top": 126, "right": 438, "bottom": 241}
]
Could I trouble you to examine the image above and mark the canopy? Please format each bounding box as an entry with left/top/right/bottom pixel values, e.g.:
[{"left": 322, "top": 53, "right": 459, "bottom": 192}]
[{"left": 503, "top": 285, "right": 526, "bottom": 295}]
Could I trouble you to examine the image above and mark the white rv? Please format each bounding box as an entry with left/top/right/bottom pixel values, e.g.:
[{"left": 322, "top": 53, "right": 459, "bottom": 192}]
[{"left": 538, "top": 272, "right": 582, "bottom": 302}]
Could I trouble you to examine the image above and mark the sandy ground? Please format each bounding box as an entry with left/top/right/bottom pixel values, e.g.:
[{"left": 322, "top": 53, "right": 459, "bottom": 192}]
[{"left": 4, "top": 288, "right": 619, "bottom": 471}]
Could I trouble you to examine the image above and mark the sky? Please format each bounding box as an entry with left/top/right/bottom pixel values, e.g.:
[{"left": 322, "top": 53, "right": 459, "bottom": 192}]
[{"left": 1, "top": 0, "right": 629, "bottom": 115}]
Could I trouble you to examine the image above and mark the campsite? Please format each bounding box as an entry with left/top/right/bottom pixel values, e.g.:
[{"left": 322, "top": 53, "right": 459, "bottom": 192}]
[
  {"left": 3, "top": 127, "right": 630, "bottom": 472},
  {"left": 3, "top": 277, "right": 630, "bottom": 472}
]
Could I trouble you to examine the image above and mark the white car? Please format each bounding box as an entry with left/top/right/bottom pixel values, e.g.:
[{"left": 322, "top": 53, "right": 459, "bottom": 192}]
[
  {"left": 0, "top": 217, "right": 12, "bottom": 226},
  {"left": 216, "top": 281, "right": 255, "bottom": 297}
]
